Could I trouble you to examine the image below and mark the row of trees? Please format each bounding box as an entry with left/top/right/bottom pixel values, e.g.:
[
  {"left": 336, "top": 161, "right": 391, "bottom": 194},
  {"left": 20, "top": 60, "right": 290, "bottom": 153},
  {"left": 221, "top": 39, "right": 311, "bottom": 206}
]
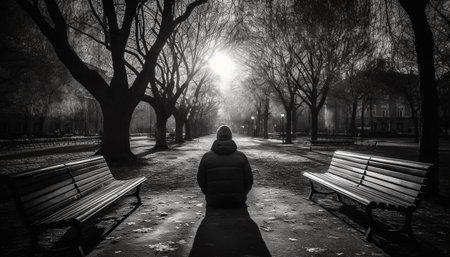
[
  {"left": 10, "top": 0, "right": 236, "bottom": 161},
  {"left": 231, "top": 0, "right": 444, "bottom": 196}
]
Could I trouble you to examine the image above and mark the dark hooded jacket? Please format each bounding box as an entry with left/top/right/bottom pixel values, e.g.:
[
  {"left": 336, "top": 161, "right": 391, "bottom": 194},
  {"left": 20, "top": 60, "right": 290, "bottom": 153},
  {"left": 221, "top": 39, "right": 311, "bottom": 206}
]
[{"left": 197, "top": 139, "right": 253, "bottom": 208}]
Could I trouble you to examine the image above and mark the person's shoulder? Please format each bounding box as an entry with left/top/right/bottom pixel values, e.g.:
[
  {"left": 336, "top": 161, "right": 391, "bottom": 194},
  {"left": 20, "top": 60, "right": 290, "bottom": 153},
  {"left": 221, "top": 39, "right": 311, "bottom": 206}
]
[{"left": 234, "top": 150, "right": 248, "bottom": 158}]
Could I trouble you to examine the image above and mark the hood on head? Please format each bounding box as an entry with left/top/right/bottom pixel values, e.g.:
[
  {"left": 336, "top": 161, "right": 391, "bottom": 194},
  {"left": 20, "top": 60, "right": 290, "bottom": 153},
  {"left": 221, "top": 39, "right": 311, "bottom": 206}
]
[
  {"left": 211, "top": 140, "right": 237, "bottom": 155},
  {"left": 216, "top": 125, "right": 232, "bottom": 141}
]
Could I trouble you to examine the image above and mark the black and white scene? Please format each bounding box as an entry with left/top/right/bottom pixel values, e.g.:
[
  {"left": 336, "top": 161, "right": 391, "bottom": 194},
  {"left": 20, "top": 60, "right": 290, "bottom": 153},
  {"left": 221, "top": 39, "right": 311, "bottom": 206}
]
[{"left": 1, "top": 0, "right": 450, "bottom": 256}]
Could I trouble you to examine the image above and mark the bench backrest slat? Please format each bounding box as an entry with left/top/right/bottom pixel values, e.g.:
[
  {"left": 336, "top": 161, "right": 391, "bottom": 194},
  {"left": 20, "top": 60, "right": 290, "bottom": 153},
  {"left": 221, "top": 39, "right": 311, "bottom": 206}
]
[
  {"left": 328, "top": 166, "right": 363, "bottom": 184},
  {"left": 331, "top": 151, "right": 432, "bottom": 207},
  {"left": 66, "top": 157, "right": 114, "bottom": 196}
]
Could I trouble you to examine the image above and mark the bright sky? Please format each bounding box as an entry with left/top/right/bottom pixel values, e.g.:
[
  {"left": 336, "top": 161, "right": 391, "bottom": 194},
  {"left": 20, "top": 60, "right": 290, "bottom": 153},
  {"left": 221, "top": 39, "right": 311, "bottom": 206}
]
[{"left": 208, "top": 51, "right": 236, "bottom": 91}]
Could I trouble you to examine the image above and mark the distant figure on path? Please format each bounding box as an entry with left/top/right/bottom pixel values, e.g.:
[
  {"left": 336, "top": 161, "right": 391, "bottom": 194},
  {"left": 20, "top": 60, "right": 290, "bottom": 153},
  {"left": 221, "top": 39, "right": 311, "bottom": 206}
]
[{"left": 197, "top": 125, "right": 253, "bottom": 207}]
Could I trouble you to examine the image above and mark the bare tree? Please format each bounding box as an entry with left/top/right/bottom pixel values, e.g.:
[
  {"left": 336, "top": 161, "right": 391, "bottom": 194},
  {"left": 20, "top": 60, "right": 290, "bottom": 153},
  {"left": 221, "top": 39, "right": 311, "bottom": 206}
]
[
  {"left": 398, "top": 0, "right": 439, "bottom": 196},
  {"left": 13, "top": 0, "right": 206, "bottom": 160}
]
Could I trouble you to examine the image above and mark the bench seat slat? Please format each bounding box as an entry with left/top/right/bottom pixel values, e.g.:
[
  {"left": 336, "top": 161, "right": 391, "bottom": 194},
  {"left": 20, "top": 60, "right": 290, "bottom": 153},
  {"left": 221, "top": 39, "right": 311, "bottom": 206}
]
[
  {"left": 37, "top": 178, "right": 145, "bottom": 226},
  {"left": 303, "top": 172, "right": 371, "bottom": 205},
  {"left": 38, "top": 181, "right": 130, "bottom": 224},
  {"left": 308, "top": 172, "right": 414, "bottom": 210},
  {"left": 319, "top": 173, "right": 411, "bottom": 208}
]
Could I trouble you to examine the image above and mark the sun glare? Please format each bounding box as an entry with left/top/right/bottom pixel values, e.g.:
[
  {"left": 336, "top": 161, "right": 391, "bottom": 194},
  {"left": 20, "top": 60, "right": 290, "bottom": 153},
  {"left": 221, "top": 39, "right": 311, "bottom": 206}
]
[{"left": 208, "top": 52, "right": 235, "bottom": 84}]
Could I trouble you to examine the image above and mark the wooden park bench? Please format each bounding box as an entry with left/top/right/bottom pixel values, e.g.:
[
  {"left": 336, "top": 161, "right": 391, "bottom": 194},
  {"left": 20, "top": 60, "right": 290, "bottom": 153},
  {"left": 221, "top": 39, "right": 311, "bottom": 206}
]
[
  {"left": 303, "top": 150, "right": 432, "bottom": 241},
  {"left": 1, "top": 156, "right": 146, "bottom": 256}
]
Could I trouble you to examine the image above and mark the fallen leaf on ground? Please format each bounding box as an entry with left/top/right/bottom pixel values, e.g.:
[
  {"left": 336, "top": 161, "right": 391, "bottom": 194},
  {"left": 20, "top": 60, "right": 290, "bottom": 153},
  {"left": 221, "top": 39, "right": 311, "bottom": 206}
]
[
  {"left": 288, "top": 238, "right": 297, "bottom": 241},
  {"left": 282, "top": 218, "right": 297, "bottom": 223},
  {"left": 147, "top": 242, "right": 178, "bottom": 252},
  {"left": 132, "top": 227, "right": 153, "bottom": 233},
  {"left": 260, "top": 225, "right": 273, "bottom": 232},
  {"left": 305, "top": 247, "right": 326, "bottom": 253},
  {"left": 127, "top": 222, "right": 136, "bottom": 225},
  {"left": 114, "top": 250, "right": 122, "bottom": 254},
  {"left": 195, "top": 203, "right": 203, "bottom": 207}
]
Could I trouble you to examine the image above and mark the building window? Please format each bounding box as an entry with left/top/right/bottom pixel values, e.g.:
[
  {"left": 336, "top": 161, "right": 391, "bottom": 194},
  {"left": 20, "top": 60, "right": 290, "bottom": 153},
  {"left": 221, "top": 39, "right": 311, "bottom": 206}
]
[
  {"left": 397, "top": 107, "right": 404, "bottom": 118},
  {"left": 381, "top": 108, "right": 388, "bottom": 117}
]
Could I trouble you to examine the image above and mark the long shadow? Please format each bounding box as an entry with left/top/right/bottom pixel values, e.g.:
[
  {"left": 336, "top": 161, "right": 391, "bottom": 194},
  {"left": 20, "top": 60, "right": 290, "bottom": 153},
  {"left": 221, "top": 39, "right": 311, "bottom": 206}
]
[{"left": 189, "top": 206, "right": 272, "bottom": 257}]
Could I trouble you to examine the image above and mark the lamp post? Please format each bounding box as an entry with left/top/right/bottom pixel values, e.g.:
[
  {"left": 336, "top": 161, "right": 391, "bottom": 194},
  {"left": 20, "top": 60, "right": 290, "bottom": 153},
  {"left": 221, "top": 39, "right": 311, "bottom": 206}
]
[
  {"left": 281, "top": 113, "right": 285, "bottom": 143},
  {"left": 251, "top": 116, "right": 255, "bottom": 136}
]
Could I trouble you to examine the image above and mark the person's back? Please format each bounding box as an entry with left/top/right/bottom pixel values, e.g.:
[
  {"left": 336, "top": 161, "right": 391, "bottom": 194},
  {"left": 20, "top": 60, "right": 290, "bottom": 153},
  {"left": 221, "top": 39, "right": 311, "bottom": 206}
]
[{"left": 197, "top": 125, "right": 253, "bottom": 208}]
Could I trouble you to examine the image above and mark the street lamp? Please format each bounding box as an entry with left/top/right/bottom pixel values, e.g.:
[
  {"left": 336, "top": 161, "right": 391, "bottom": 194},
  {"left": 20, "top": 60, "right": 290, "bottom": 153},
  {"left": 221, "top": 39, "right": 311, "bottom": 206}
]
[
  {"left": 281, "top": 113, "right": 285, "bottom": 143},
  {"left": 251, "top": 116, "right": 255, "bottom": 136}
]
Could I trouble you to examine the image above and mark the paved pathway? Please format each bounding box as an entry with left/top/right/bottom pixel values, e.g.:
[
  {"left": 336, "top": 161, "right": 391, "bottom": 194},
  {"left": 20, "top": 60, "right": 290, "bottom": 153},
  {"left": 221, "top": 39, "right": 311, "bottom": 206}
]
[{"left": 1, "top": 135, "right": 449, "bottom": 257}]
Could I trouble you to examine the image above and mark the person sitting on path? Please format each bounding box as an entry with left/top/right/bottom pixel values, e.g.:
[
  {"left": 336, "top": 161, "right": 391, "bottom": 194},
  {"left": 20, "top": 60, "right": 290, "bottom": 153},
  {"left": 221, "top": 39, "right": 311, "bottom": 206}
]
[{"left": 197, "top": 125, "right": 253, "bottom": 208}]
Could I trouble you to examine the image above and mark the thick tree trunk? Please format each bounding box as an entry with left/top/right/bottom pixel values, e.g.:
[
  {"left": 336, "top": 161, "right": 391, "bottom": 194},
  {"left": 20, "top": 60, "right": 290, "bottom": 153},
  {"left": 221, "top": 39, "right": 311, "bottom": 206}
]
[
  {"left": 292, "top": 107, "right": 297, "bottom": 139},
  {"left": 185, "top": 120, "right": 192, "bottom": 140},
  {"left": 96, "top": 103, "right": 135, "bottom": 161},
  {"left": 154, "top": 113, "right": 168, "bottom": 149},
  {"left": 350, "top": 102, "right": 358, "bottom": 136},
  {"left": 310, "top": 106, "right": 318, "bottom": 141},
  {"left": 174, "top": 116, "right": 185, "bottom": 143},
  {"left": 411, "top": 107, "right": 420, "bottom": 143},
  {"left": 399, "top": 0, "right": 439, "bottom": 196},
  {"left": 256, "top": 107, "right": 262, "bottom": 137},
  {"left": 442, "top": 103, "right": 448, "bottom": 137}
]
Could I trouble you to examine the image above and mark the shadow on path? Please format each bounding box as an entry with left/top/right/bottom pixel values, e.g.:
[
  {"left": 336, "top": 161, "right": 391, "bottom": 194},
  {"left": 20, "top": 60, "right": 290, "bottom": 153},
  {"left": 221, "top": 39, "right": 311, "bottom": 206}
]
[{"left": 189, "top": 206, "right": 271, "bottom": 257}]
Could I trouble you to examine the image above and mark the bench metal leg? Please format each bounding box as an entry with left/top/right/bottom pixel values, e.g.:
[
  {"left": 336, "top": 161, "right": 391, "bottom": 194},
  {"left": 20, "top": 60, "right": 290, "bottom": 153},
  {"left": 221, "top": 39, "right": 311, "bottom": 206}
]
[
  {"left": 125, "top": 185, "right": 143, "bottom": 205},
  {"left": 401, "top": 210, "right": 414, "bottom": 240},
  {"left": 307, "top": 180, "right": 342, "bottom": 202},
  {"left": 365, "top": 206, "right": 374, "bottom": 241},
  {"left": 74, "top": 223, "right": 85, "bottom": 257},
  {"left": 308, "top": 180, "right": 316, "bottom": 200},
  {"left": 28, "top": 230, "right": 38, "bottom": 257}
]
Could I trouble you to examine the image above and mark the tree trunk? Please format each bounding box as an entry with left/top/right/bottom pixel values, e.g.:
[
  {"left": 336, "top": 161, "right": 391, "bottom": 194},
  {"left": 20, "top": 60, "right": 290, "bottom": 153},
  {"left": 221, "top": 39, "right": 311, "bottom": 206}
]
[
  {"left": 285, "top": 108, "right": 292, "bottom": 144},
  {"left": 256, "top": 107, "right": 262, "bottom": 137},
  {"left": 310, "top": 106, "right": 318, "bottom": 141},
  {"left": 174, "top": 115, "right": 185, "bottom": 143},
  {"left": 185, "top": 120, "right": 192, "bottom": 140},
  {"left": 96, "top": 103, "right": 135, "bottom": 161},
  {"left": 350, "top": 102, "right": 358, "bottom": 136},
  {"left": 360, "top": 104, "right": 365, "bottom": 138},
  {"left": 442, "top": 102, "right": 448, "bottom": 137},
  {"left": 263, "top": 98, "right": 269, "bottom": 139},
  {"left": 413, "top": 111, "right": 420, "bottom": 143},
  {"left": 292, "top": 107, "right": 297, "bottom": 139},
  {"left": 154, "top": 112, "right": 168, "bottom": 149},
  {"left": 399, "top": 0, "right": 439, "bottom": 196}
]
